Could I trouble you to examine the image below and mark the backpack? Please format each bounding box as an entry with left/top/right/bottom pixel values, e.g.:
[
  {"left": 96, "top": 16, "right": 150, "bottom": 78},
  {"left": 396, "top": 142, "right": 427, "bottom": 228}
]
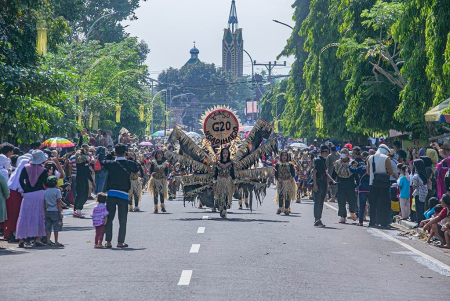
[{"left": 94, "top": 158, "right": 102, "bottom": 171}]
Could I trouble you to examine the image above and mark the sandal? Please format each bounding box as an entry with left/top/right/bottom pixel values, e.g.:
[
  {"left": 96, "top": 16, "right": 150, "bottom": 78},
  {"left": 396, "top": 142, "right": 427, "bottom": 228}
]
[
  {"left": 47, "top": 241, "right": 55, "bottom": 247},
  {"left": 117, "top": 244, "right": 128, "bottom": 248},
  {"left": 105, "top": 244, "right": 112, "bottom": 249},
  {"left": 54, "top": 242, "right": 64, "bottom": 247},
  {"left": 18, "top": 242, "right": 25, "bottom": 248},
  {"left": 34, "top": 241, "right": 45, "bottom": 247}
]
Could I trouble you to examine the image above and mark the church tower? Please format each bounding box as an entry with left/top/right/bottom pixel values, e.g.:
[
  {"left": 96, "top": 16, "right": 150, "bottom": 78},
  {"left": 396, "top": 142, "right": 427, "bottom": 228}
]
[{"left": 222, "top": 0, "right": 243, "bottom": 77}]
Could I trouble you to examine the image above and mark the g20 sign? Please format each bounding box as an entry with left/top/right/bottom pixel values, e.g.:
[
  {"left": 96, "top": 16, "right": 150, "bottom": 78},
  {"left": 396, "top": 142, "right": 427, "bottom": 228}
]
[{"left": 203, "top": 109, "right": 239, "bottom": 145}]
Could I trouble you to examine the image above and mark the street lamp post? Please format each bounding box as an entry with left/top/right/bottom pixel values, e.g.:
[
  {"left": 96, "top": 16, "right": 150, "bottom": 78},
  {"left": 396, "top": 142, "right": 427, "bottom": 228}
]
[
  {"left": 243, "top": 49, "right": 256, "bottom": 124},
  {"left": 272, "top": 20, "right": 294, "bottom": 29},
  {"left": 85, "top": 11, "right": 120, "bottom": 46}
]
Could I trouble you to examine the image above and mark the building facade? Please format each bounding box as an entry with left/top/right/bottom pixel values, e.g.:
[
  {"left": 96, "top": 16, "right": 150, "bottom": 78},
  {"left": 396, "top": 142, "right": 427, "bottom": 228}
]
[{"left": 222, "top": 0, "right": 244, "bottom": 77}]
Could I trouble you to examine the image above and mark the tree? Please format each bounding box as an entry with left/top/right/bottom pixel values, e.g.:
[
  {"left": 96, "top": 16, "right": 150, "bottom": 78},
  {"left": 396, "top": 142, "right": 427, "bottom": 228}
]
[
  {"left": 158, "top": 62, "right": 252, "bottom": 123},
  {"left": 260, "top": 79, "right": 288, "bottom": 132}
]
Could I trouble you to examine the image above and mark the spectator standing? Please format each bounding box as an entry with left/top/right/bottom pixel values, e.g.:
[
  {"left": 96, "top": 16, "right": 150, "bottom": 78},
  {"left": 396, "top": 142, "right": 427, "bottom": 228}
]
[
  {"left": 68, "top": 148, "right": 78, "bottom": 201},
  {"left": 313, "top": 145, "right": 336, "bottom": 226},
  {"left": 412, "top": 159, "right": 428, "bottom": 225},
  {"left": 94, "top": 146, "right": 108, "bottom": 194},
  {"left": 73, "top": 144, "right": 95, "bottom": 218},
  {"left": 367, "top": 144, "right": 397, "bottom": 228},
  {"left": 398, "top": 165, "right": 411, "bottom": 220},
  {"left": 0, "top": 172, "right": 9, "bottom": 226},
  {"left": 326, "top": 146, "right": 340, "bottom": 202},
  {"left": 389, "top": 149, "right": 399, "bottom": 184},
  {"left": 91, "top": 193, "right": 109, "bottom": 248},
  {"left": 333, "top": 148, "right": 358, "bottom": 223},
  {"left": 4, "top": 154, "right": 31, "bottom": 240},
  {"left": 101, "top": 144, "right": 140, "bottom": 248},
  {"left": 436, "top": 142, "right": 450, "bottom": 199},
  {"left": 44, "top": 176, "right": 64, "bottom": 247},
  {"left": 16, "top": 150, "right": 48, "bottom": 247},
  {"left": 106, "top": 130, "right": 114, "bottom": 147}
]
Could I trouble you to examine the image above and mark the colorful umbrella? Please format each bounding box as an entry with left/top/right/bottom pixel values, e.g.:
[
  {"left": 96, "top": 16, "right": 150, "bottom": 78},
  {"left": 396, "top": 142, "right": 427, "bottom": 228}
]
[
  {"left": 152, "top": 130, "right": 172, "bottom": 137},
  {"left": 42, "top": 137, "right": 75, "bottom": 148},
  {"left": 186, "top": 132, "right": 202, "bottom": 139},
  {"left": 139, "top": 141, "right": 153, "bottom": 146}
]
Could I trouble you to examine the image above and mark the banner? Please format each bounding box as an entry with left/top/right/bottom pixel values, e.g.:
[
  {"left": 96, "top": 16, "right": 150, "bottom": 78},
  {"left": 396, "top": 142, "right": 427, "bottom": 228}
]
[{"left": 203, "top": 109, "right": 239, "bottom": 145}]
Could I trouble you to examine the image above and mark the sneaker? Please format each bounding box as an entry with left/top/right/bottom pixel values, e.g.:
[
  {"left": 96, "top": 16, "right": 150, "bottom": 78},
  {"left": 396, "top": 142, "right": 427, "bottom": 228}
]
[
  {"left": 339, "top": 218, "right": 346, "bottom": 224},
  {"left": 284, "top": 210, "right": 290, "bottom": 216},
  {"left": 134, "top": 207, "right": 140, "bottom": 212},
  {"left": 350, "top": 213, "right": 357, "bottom": 221},
  {"left": 239, "top": 204, "right": 243, "bottom": 210},
  {"left": 276, "top": 209, "right": 282, "bottom": 215},
  {"left": 161, "top": 206, "right": 167, "bottom": 213},
  {"left": 314, "top": 220, "right": 325, "bottom": 227}
]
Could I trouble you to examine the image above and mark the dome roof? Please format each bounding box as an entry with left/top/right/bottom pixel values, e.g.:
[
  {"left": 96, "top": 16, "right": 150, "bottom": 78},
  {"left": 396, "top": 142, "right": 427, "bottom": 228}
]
[{"left": 190, "top": 46, "right": 199, "bottom": 54}]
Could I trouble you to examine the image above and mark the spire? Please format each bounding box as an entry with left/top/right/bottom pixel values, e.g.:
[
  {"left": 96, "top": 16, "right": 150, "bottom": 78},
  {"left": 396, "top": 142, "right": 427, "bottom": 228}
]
[{"left": 228, "top": 0, "right": 238, "bottom": 32}]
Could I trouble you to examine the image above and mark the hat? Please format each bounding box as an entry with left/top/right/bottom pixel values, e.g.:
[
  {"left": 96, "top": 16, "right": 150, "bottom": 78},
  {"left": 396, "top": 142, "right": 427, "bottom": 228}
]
[
  {"left": 30, "top": 150, "right": 48, "bottom": 165},
  {"left": 344, "top": 143, "right": 353, "bottom": 150},
  {"left": 320, "top": 145, "right": 329, "bottom": 153},
  {"left": 442, "top": 142, "right": 450, "bottom": 151}
]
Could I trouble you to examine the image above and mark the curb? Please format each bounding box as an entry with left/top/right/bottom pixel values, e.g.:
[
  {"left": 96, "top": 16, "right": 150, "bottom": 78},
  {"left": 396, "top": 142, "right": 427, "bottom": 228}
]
[{"left": 394, "top": 217, "right": 418, "bottom": 229}]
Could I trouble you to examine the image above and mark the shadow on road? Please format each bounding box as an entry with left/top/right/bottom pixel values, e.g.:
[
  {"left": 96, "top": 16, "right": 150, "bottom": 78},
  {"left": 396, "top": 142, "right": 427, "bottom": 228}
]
[
  {"left": 110, "top": 247, "right": 147, "bottom": 251},
  {"left": 62, "top": 226, "right": 95, "bottom": 232},
  {"left": 175, "top": 217, "right": 289, "bottom": 223}
]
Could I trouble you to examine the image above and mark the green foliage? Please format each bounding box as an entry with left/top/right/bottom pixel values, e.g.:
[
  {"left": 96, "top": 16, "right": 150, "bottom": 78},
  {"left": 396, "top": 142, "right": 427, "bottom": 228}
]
[
  {"left": 46, "top": 38, "right": 151, "bottom": 136},
  {"left": 260, "top": 80, "right": 288, "bottom": 128},
  {"left": 280, "top": 0, "right": 450, "bottom": 138},
  {"left": 157, "top": 62, "right": 252, "bottom": 123}
]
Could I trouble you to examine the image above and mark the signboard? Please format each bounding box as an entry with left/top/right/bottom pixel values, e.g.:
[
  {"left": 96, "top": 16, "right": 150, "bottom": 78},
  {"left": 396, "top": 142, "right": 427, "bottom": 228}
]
[{"left": 203, "top": 109, "right": 239, "bottom": 145}]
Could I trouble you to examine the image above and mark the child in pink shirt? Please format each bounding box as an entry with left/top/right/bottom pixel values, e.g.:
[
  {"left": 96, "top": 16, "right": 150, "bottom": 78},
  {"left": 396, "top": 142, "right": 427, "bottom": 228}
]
[{"left": 91, "top": 193, "right": 109, "bottom": 248}]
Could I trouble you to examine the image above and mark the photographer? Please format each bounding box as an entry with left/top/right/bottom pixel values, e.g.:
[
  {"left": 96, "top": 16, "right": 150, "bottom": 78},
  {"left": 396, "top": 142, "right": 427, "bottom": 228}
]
[{"left": 101, "top": 144, "right": 140, "bottom": 248}]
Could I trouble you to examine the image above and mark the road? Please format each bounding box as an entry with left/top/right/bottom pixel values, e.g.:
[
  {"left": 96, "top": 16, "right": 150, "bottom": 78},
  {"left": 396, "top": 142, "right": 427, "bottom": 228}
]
[{"left": 1, "top": 186, "right": 449, "bottom": 301}]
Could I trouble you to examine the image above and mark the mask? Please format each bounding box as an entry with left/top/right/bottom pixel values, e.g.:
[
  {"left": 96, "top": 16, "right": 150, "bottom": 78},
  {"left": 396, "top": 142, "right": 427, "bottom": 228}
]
[{"left": 340, "top": 154, "right": 348, "bottom": 159}]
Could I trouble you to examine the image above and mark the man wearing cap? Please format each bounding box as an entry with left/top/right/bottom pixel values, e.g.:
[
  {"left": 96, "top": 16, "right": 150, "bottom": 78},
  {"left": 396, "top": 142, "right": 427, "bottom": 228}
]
[
  {"left": 313, "top": 145, "right": 336, "bottom": 227},
  {"left": 366, "top": 144, "right": 397, "bottom": 228}
]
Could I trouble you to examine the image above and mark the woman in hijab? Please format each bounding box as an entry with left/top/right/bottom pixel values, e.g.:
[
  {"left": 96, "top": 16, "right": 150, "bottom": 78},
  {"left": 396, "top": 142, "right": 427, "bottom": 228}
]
[
  {"left": 3, "top": 154, "right": 31, "bottom": 240},
  {"left": 412, "top": 159, "right": 428, "bottom": 225},
  {"left": 0, "top": 155, "right": 9, "bottom": 180},
  {"left": 16, "top": 150, "right": 48, "bottom": 247}
]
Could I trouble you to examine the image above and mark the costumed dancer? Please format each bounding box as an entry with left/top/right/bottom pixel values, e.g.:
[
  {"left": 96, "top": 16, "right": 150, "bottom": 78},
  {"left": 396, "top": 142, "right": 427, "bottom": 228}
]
[
  {"left": 212, "top": 148, "right": 236, "bottom": 218},
  {"left": 128, "top": 151, "right": 143, "bottom": 212},
  {"left": 275, "top": 151, "right": 297, "bottom": 215},
  {"left": 149, "top": 150, "right": 168, "bottom": 213},
  {"left": 168, "top": 163, "right": 184, "bottom": 199},
  {"left": 297, "top": 151, "right": 312, "bottom": 202}
]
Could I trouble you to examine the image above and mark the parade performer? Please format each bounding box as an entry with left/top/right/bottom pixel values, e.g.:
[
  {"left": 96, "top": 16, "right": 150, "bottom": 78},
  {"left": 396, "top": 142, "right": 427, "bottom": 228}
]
[
  {"left": 128, "top": 151, "right": 143, "bottom": 212},
  {"left": 213, "top": 148, "right": 236, "bottom": 218},
  {"left": 149, "top": 150, "right": 168, "bottom": 213},
  {"left": 274, "top": 151, "right": 296, "bottom": 215},
  {"left": 168, "top": 163, "right": 185, "bottom": 199},
  {"left": 297, "top": 151, "right": 312, "bottom": 202}
]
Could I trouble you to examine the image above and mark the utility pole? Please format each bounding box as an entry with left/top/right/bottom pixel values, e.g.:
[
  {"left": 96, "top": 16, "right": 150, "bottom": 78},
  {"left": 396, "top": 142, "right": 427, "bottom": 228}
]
[{"left": 253, "top": 61, "right": 286, "bottom": 81}]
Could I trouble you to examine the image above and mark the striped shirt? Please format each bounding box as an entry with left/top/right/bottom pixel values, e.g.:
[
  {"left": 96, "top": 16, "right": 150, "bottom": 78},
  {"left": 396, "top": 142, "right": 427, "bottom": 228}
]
[{"left": 69, "top": 155, "right": 77, "bottom": 177}]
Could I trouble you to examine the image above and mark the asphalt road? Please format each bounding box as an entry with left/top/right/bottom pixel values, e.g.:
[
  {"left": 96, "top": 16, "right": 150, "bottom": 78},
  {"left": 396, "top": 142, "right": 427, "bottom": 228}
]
[{"left": 1, "top": 186, "right": 450, "bottom": 301}]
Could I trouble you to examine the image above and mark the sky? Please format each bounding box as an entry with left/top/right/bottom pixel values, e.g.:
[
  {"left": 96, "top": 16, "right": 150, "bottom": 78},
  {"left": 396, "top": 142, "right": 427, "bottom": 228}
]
[{"left": 123, "top": 0, "right": 296, "bottom": 79}]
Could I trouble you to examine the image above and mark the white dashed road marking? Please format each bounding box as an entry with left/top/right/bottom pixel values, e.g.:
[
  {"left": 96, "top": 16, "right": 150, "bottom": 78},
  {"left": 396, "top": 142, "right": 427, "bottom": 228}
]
[
  {"left": 178, "top": 270, "right": 193, "bottom": 285},
  {"left": 197, "top": 227, "right": 205, "bottom": 233},
  {"left": 190, "top": 244, "right": 200, "bottom": 253}
]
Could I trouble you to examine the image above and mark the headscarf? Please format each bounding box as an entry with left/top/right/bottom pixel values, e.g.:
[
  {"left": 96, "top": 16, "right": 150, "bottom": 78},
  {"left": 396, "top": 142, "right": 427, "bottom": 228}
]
[
  {"left": 413, "top": 159, "right": 428, "bottom": 185},
  {"left": 377, "top": 144, "right": 390, "bottom": 156},
  {"left": 24, "top": 163, "right": 46, "bottom": 187},
  {"left": 8, "top": 154, "right": 32, "bottom": 191},
  {"left": 418, "top": 148, "right": 426, "bottom": 157},
  {"left": 0, "top": 155, "right": 9, "bottom": 180}
]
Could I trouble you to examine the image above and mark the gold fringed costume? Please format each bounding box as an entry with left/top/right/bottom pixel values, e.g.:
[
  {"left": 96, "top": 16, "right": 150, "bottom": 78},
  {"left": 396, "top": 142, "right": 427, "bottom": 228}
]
[
  {"left": 213, "top": 162, "right": 236, "bottom": 217},
  {"left": 148, "top": 160, "right": 169, "bottom": 210},
  {"left": 275, "top": 162, "right": 297, "bottom": 212}
]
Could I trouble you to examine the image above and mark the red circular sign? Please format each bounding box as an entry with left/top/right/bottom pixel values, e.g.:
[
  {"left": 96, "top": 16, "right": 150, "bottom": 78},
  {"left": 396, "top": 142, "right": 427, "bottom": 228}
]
[{"left": 203, "top": 109, "right": 239, "bottom": 145}]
